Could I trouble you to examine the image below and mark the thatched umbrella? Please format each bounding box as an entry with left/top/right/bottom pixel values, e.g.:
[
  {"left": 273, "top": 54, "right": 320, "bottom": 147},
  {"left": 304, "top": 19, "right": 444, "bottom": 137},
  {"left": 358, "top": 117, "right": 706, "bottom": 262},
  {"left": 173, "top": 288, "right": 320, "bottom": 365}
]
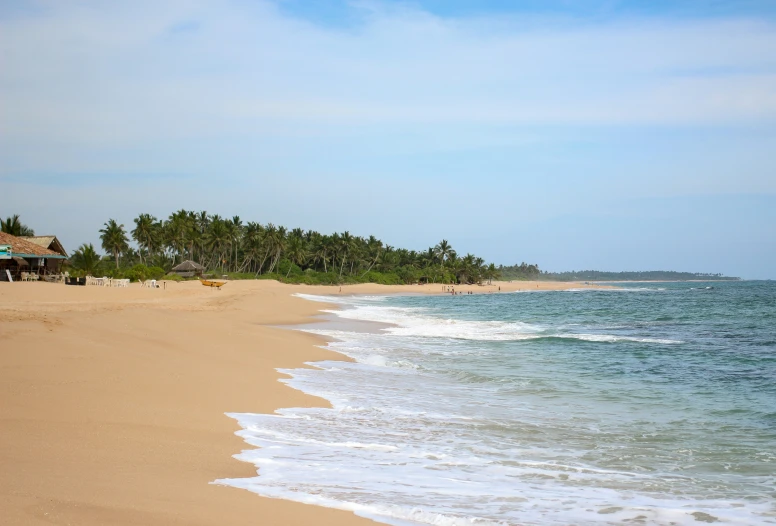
[{"left": 171, "top": 260, "right": 205, "bottom": 277}]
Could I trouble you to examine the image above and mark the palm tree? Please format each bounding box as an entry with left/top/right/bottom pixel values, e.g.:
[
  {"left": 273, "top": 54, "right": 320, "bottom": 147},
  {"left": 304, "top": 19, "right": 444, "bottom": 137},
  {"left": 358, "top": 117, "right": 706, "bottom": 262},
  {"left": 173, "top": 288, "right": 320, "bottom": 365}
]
[
  {"left": 131, "top": 213, "right": 157, "bottom": 265},
  {"left": 378, "top": 245, "right": 397, "bottom": 273},
  {"left": 338, "top": 231, "right": 354, "bottom": 278},
  {"left": 256, "top": 223, "right": 277, "bottom": 274},
  {"left": 484, "top": 263, "right": 499, "bottom": 284},
  {"left": 228, "top": 216, "right": 243, "bottom": 271},
  {"left": 360, "top": 235, "right": 383, "bottom": 276},
  {"left": 240, "top": 221, "right": 264, "bottom": 273},
  {"left": 163, "top": 211, "right": 191, "bottom": 264},
  {"left": 93, "top": 211, "right": 501, "bottom": 285},
  {"left": 205, "top": 217, "right": 230, "bottom": 271},
  {"left": 461, "top": 253, "right": 477, "bottom": 284},
  {"left": 435, "top": 239, "right": 453, "bottom": 268},
  {"left": 99, "top": 219, "right": 129, "bottom": 269},
  {"left": 70, "top": 243, "right": 102, "bottom": 274},
  {"left": 285, "top": 236, "right": 307, "bottom": 277},
  {"left": 267, "top": 226, "right": 287, "bottom": 273},
  {"left": 1, "top": 214, "right": 35, "bottom": 236},
  {"left": 310, "top": 234, "right": 331, "bottom": 273}
]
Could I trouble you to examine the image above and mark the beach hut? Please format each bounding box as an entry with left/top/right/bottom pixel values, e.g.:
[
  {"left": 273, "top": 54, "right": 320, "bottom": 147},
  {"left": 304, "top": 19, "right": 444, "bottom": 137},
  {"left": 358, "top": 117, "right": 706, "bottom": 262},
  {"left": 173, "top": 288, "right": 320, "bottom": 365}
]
[
  {"left": 20, "top": 235, "right": 69, "bottom": 258},
  {"left": 0, "top": 232, "right": 67, "bottom": 281},
  {"left": 171, "top": 260, "right": 205, "bottom": 278}
]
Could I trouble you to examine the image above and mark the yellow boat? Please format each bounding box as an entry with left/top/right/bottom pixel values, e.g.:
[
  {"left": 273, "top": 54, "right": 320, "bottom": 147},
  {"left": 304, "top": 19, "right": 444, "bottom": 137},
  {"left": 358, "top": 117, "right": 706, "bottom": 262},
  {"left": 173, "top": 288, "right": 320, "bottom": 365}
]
[{"left": 200, "top": 279, "right": 226, "bottom": 288}]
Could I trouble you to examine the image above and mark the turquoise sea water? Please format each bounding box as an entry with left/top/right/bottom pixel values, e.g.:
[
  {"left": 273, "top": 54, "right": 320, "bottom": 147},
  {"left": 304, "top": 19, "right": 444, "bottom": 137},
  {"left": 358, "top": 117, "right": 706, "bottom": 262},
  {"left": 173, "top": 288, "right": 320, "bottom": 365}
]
[{"left": 218, "top": 281, "right": 776, "bottom": 525}]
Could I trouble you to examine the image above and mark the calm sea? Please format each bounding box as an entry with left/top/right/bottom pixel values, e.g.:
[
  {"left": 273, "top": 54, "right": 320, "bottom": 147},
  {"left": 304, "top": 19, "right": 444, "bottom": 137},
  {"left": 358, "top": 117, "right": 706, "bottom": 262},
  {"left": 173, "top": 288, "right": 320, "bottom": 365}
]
[{"left": 217, "top": 281, "right": 776, "bottom": 525}]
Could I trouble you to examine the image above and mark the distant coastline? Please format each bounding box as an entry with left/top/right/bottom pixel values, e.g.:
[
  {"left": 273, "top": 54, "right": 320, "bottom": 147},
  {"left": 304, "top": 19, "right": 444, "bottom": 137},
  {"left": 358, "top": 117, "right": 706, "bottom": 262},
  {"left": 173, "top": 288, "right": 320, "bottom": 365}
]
[{"left": 499, "top": 266, "right": 740, "bottom": 282}]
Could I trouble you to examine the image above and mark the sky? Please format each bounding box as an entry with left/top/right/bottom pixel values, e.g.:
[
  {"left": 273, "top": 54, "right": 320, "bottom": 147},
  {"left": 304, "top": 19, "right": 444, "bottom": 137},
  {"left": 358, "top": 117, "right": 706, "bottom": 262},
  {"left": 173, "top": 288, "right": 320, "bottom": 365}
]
[{"left": 1, "top": 0, "right": 775, "bottom": 279}]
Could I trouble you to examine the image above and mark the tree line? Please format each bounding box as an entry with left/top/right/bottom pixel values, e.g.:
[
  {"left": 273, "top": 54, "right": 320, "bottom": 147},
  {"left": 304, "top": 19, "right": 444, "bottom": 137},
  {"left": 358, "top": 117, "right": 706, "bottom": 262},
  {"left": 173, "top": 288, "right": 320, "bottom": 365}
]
[
  {"left": 538, "top": 270, "right": 740, "bottom": 282},
  {"left": 70, "top": 210, "right": 500, "bottom": 285},
  {"left": 498, "top": 262, "right": 541, "bottom": 281}
]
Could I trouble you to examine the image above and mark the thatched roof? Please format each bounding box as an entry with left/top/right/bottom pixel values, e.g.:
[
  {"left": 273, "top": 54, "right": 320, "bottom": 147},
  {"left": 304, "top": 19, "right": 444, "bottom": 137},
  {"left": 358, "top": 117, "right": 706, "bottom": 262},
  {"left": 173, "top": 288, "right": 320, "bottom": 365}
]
[
  {"left": 0, "top": 232, "right": 62, "bottom": 258},
  {"left": 172, "top": 260, "right": 205, "bottom": 272},
  {"left": 20, "top": 235, "right": 68, "bottom": 257}
]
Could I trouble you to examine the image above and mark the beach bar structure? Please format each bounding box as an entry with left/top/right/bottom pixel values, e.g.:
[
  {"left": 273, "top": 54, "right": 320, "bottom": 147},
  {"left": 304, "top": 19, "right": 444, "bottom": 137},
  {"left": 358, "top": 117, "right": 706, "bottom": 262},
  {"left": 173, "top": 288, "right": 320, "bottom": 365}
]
[
  {"left": 171, "top": 259, "right": 205, "bottom": 278},
  {"left": 20, "top": 235, "right": 69, "bottom": 258},
  {"left": 0, "top": 232, "right": 68, "bottom": 282}
]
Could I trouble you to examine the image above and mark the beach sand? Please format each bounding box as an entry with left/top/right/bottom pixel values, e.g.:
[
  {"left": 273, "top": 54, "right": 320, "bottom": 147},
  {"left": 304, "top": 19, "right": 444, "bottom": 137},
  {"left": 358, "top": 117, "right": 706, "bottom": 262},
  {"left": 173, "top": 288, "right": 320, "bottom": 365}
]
[{"left": 0, "top": 279, "right": 595, "bottom": 525}]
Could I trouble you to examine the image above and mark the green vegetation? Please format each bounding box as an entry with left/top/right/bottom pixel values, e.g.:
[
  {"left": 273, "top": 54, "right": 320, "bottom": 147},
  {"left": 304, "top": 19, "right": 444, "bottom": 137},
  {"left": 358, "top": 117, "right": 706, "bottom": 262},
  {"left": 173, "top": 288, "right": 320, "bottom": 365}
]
[
  {"left": 539, "top": 270, "right": 740, "bottom": 282},
  {"left": 1, "top": 214, "right": 34, "bottom": 236},
  {"left": 99, "top": 219, "right": 130, "bottom": 269},
  {"left": 83, "top": 210, "right": 501, "bottom": 285},
  {"left": 4, "top": 211, "right": 739, "bottom": 285},
  {"left": 498, "top": 262, "right": 541, "bottom": 281},
  {"left": 70, "top": 243, "right": 102, "bottom": 275}
]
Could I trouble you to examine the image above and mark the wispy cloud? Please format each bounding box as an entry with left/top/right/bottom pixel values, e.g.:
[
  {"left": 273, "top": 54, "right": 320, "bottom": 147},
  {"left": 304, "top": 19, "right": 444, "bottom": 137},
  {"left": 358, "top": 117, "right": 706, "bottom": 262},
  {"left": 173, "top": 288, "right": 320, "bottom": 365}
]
[
  {"left": 1, "top": 1, "right": 775, "bottom": 277},
  {"left": 2, "top": 0, "right": 776, "bottom": 157}
]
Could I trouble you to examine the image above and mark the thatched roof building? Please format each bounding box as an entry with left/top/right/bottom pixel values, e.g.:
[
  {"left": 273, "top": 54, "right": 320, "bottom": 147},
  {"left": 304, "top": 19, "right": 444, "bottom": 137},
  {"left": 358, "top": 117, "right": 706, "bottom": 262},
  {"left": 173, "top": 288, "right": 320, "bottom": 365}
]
[
  {"left": 20, "top": 235, "right": 68, "bottom": 257},
  {"left": 171, "top": 260, "right": 205, "bottom": 277},
  {"left": 0, "top": 232, "right": 67, "bottom": 281}
]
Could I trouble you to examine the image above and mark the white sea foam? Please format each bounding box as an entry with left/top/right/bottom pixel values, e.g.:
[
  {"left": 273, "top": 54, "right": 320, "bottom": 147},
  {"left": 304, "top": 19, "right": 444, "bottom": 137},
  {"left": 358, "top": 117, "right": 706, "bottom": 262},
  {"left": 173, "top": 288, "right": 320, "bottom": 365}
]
[
  {"left": 218, "top": 377, "right": 772, "bottom": 525},
  {"left": 563, "top": 334, "right": 684, "bottom": 344},
  {"left": 216, "top": 291, "right": 774, "bottom": 525},
  {"left": 308, "top": 301, "right": 683, "bottom": 344},
  {"left": 294, "top": 292, "right": 388, "bottom": 304}
]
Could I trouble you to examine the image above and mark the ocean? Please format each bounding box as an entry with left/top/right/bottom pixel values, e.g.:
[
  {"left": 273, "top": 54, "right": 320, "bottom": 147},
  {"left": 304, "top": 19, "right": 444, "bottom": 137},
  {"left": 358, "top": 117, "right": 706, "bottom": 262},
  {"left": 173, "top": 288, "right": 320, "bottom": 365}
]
[{"left": 216, "top": 281, "right": 776, "bottom": 525}]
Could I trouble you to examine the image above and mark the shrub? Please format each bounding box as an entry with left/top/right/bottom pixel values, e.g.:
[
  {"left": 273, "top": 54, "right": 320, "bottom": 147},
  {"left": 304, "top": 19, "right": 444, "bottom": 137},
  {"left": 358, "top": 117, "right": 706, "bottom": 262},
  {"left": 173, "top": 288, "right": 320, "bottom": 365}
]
[
  {"left": 162, "top": 273, "right": 184, "bottom": 282},
  {"left": 104, "top": 268, "right": 125, "bottom": 279},
  {"left": 147, "top": 266, "right": 166, "bottom": 280}
]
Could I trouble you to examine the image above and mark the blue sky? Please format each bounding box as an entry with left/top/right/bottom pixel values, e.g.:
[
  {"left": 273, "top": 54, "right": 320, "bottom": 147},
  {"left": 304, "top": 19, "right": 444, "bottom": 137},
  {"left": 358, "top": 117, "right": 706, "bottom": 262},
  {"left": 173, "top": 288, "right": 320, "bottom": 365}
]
[{"left": 1, "top": 0, "right": 775, "bottom": 278}]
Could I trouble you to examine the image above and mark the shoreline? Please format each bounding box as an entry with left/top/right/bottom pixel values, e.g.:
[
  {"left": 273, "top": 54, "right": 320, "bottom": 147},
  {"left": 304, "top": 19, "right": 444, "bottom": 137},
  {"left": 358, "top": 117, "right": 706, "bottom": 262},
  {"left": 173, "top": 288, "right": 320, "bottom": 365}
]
[{"left": 0, "top": 279, "right": 598, "bottom": 525}]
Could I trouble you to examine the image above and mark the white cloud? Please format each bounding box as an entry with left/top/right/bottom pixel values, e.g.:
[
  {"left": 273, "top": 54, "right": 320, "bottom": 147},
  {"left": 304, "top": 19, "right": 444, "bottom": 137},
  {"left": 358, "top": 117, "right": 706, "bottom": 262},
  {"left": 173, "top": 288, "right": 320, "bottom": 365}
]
[{"left": 2, "top": 0, "right": 776, "bottom": 165}]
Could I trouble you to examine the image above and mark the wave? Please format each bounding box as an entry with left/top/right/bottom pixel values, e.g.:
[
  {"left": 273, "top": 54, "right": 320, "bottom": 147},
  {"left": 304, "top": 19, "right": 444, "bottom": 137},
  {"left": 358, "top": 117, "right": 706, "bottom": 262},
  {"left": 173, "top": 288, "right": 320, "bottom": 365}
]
[
  {"left": 214, "top": 290, "right": 773, "bottom": 526},
  {"left": 561, "top": 334, "right": 683, "bottom": 344},
  {"left": 313, "top": 303, "right": 682, "bottom": 344},
  {"left": 294, "top": 292, "right": 388, "bottom": 304},
  {"left": 218, "top": 404, "right": 770, "bottom": 526}
]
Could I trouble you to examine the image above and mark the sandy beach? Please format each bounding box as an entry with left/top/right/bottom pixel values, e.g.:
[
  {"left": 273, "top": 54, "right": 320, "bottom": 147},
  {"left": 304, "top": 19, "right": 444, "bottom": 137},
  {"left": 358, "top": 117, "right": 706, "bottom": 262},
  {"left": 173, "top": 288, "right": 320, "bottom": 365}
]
[{"left": 0, "top": 279, "right": 595, "bottom": 525}]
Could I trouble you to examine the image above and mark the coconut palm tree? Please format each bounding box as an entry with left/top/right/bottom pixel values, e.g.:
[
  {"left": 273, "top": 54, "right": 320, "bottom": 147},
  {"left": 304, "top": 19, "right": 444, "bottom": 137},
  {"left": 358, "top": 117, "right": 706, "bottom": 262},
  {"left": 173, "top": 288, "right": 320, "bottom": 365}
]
[
  {"left": 285, "top": 236, "right": 307, "bottom": 277},
  {"left": 310, "top": 234, "right": 331, "bottom": 273},
  {"left": 1, "top": 214, "right": 35, "bottom": 236},
  {"left": 70, "top": 243, "right": 102, "bottom": 275},
  {"left": 131, "top": 213, "right": 157, "bottom": 265},
  {"left": 360, "top": 235, "right": 383, "bottom": 276},
  {"left": 205, "top": 217, "right": 230, "bottom": 270},
  {"left": 163, "top": 211, "right": 192, "bottom": 264},
  {"left": 435, "top": 239, "right": 453, "bottom": 268},
  {"left": 484, "top": 263, "right": 499, "bottom": 284},
  {"left": 228, "top": 216, "right": 243, "bottom": 271},
  {"left": 267, "top": 226, "right": 287, "bottom": 273},
  {"left": 99, "top": 219, "right": 129, "bottom": 269},
  {"left": 94, "top": 210, "right": 501, "bottom": 284},
  {"left": 338, "top": 231, "right": 355, "bottom": 278},
  {"left": 240, "top": 221, "right": 264, "bottom": 273}
]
